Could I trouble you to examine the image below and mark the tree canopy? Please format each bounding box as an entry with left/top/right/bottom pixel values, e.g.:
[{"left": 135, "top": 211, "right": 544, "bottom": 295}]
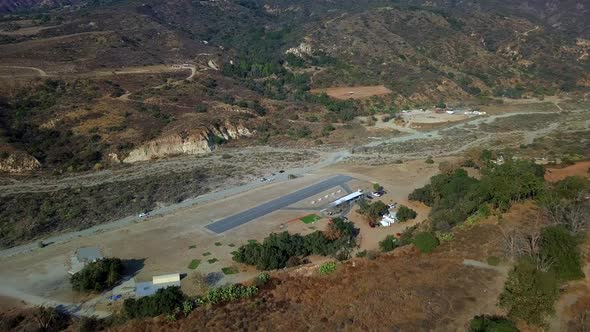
[{"left": 70, "top": 258, "right": 123, "bottom": 292}]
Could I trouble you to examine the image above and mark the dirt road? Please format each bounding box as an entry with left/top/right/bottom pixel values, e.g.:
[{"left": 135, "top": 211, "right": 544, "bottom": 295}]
[{"left": 0, "top": 65, "right": 48, "bottom": 77}]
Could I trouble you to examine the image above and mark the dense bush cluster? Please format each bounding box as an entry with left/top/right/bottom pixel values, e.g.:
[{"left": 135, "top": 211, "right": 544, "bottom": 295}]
[
  {"left": 70, "top": 258, "right": 123, "bottom": 292},
  {"left": 409, "top": 161, "right": 545, "bottom": 231},
  {"left": 232, "top": 218, "right": 357, "bottom": 270},
  {"left": 396, "top": 205, "right": 417, "bottom": 222}
]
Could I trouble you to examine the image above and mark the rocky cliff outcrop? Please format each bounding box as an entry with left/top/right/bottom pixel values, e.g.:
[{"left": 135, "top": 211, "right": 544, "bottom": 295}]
[
  {"left": 0, "top": 152, "right": 41, "bottom": 173},
  {"left": 123, "top": 122, "right": 252, "bottom": 163}
]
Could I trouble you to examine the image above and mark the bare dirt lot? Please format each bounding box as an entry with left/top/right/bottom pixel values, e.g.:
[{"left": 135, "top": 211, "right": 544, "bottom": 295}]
[
  {"left": 544, "top": 161, "right": 590, "bottom": 182},
  {"left": 311, "top": 85, "right": 392, "bottom": 100}
]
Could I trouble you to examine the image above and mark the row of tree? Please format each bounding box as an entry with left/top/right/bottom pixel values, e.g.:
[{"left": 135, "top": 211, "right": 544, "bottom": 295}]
[{"left": 232, "top": 218, "right": 357, "bottom": 270}]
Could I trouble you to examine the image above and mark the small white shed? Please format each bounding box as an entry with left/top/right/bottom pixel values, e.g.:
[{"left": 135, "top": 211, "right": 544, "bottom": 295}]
[{"left": 153, "top": 273, "right": 181, "bottom": 285}]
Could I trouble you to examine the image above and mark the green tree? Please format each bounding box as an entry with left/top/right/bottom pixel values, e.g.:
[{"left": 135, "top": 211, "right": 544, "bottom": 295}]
[
  {"left": 357, "top": 200, "right": 389, "bottom": 225},
  {"left": 70, "top": 258, "right": 124, "bottom": 292},
  {"left": 396, "top": 205, "right": 417, "bottom": 222},
  {"left": 413, "top": 232, "right": 439, "bottom": 253},
  {"left": 540, "top": 226, "right": 584, "bottom": 281},
  {"left": 499, "top": 258, "right": 559, "bottom": 326},
  {"left": 379, "top": 235, "right": 399, "bottom": 252},
  {"left": 554, "top": 176, "right": 589, "bottom": 200}
]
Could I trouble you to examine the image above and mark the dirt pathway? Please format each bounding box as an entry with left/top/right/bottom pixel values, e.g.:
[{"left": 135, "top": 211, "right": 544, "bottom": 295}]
[{"left": 0, "top": 65, "right": 48, "bottom": 77}]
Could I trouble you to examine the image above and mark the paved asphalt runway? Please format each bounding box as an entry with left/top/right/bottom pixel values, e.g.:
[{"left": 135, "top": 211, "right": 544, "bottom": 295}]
[{"left": 205, "top": 174, "right": 352, "bottom": 233}]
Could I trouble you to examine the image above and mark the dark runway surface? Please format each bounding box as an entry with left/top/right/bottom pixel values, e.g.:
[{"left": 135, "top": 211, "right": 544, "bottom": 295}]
[{"left": 205, "top": 174, "right": 352, "bottom": 234}]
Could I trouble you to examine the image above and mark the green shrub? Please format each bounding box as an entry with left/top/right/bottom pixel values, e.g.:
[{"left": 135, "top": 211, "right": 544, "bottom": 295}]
[
  {"left": 355, "top": 250, "right": 367, "bottom": 258},
  {"left": 379, "top": 235, "right": 399, "bottom": 252},
  {"left": 70, "top": 258, "right": 123, "bottom": 292},
  {"left": 435, "top": 231, "right": 454, "bottom": 242},
  {"left": 396, "top": 205, "right": 417, "bottom": 222},
  {"left": 425, "top": 157, "right": 435, "bottom": 164},
  {"left": 499, "top": 258, "right": 559, "bottom": 326},
  {"left": 254, "top": 272, "right": 271, "bottom": 287},
  {"left": 199, "top": 284, "right": 258, "bottom": 305},
  {"left": 319, "top": 261, "right": 337, "bottom": 275},
  {"left": 188, "top": 259, "right": 201, "bottom": 269},
  {"left": 413, "top": 232, "right": 439, "bottom": 253},
  {"left": 469, "top": 315, "right": 518, "bottom": 332},
  {"left": 123, "top": 286, "right": 186, "bottom": 319},
  {"left": 540, "top": 226, "right": 584, "bottom": 281},
  {"left": 322, "top": 124, "right": 336, "bottom": 134}
]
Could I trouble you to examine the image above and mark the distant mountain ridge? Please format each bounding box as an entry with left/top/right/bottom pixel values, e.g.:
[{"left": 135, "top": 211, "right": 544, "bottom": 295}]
[{"left": 0, "top": 0, "right": 90, "bottom": 14}]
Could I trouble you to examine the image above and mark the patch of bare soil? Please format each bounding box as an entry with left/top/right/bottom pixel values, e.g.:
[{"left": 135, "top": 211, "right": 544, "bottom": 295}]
[
  {"left": 117, "top": 217, "right": 516, "bottom": 331},
  {"left": 311, "top": 85, "right": 392, "bottom": 100},
  {"left": 544, "top": 161, "right": 590, "bottom": 182}
]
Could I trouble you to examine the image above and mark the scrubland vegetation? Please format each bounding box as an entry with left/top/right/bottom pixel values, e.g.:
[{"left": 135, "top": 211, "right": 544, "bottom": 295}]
[{"left": 0, "top": 168, "right": 212, "bottom": 247}]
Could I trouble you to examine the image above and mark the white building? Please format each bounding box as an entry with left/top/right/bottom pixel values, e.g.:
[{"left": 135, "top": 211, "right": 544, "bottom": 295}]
[
  {"left": 380, "top": 212, "right": 397, "bottom": 227},
  {"left": 329, "top": 190, "right": 364, "bottom": 207}
]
